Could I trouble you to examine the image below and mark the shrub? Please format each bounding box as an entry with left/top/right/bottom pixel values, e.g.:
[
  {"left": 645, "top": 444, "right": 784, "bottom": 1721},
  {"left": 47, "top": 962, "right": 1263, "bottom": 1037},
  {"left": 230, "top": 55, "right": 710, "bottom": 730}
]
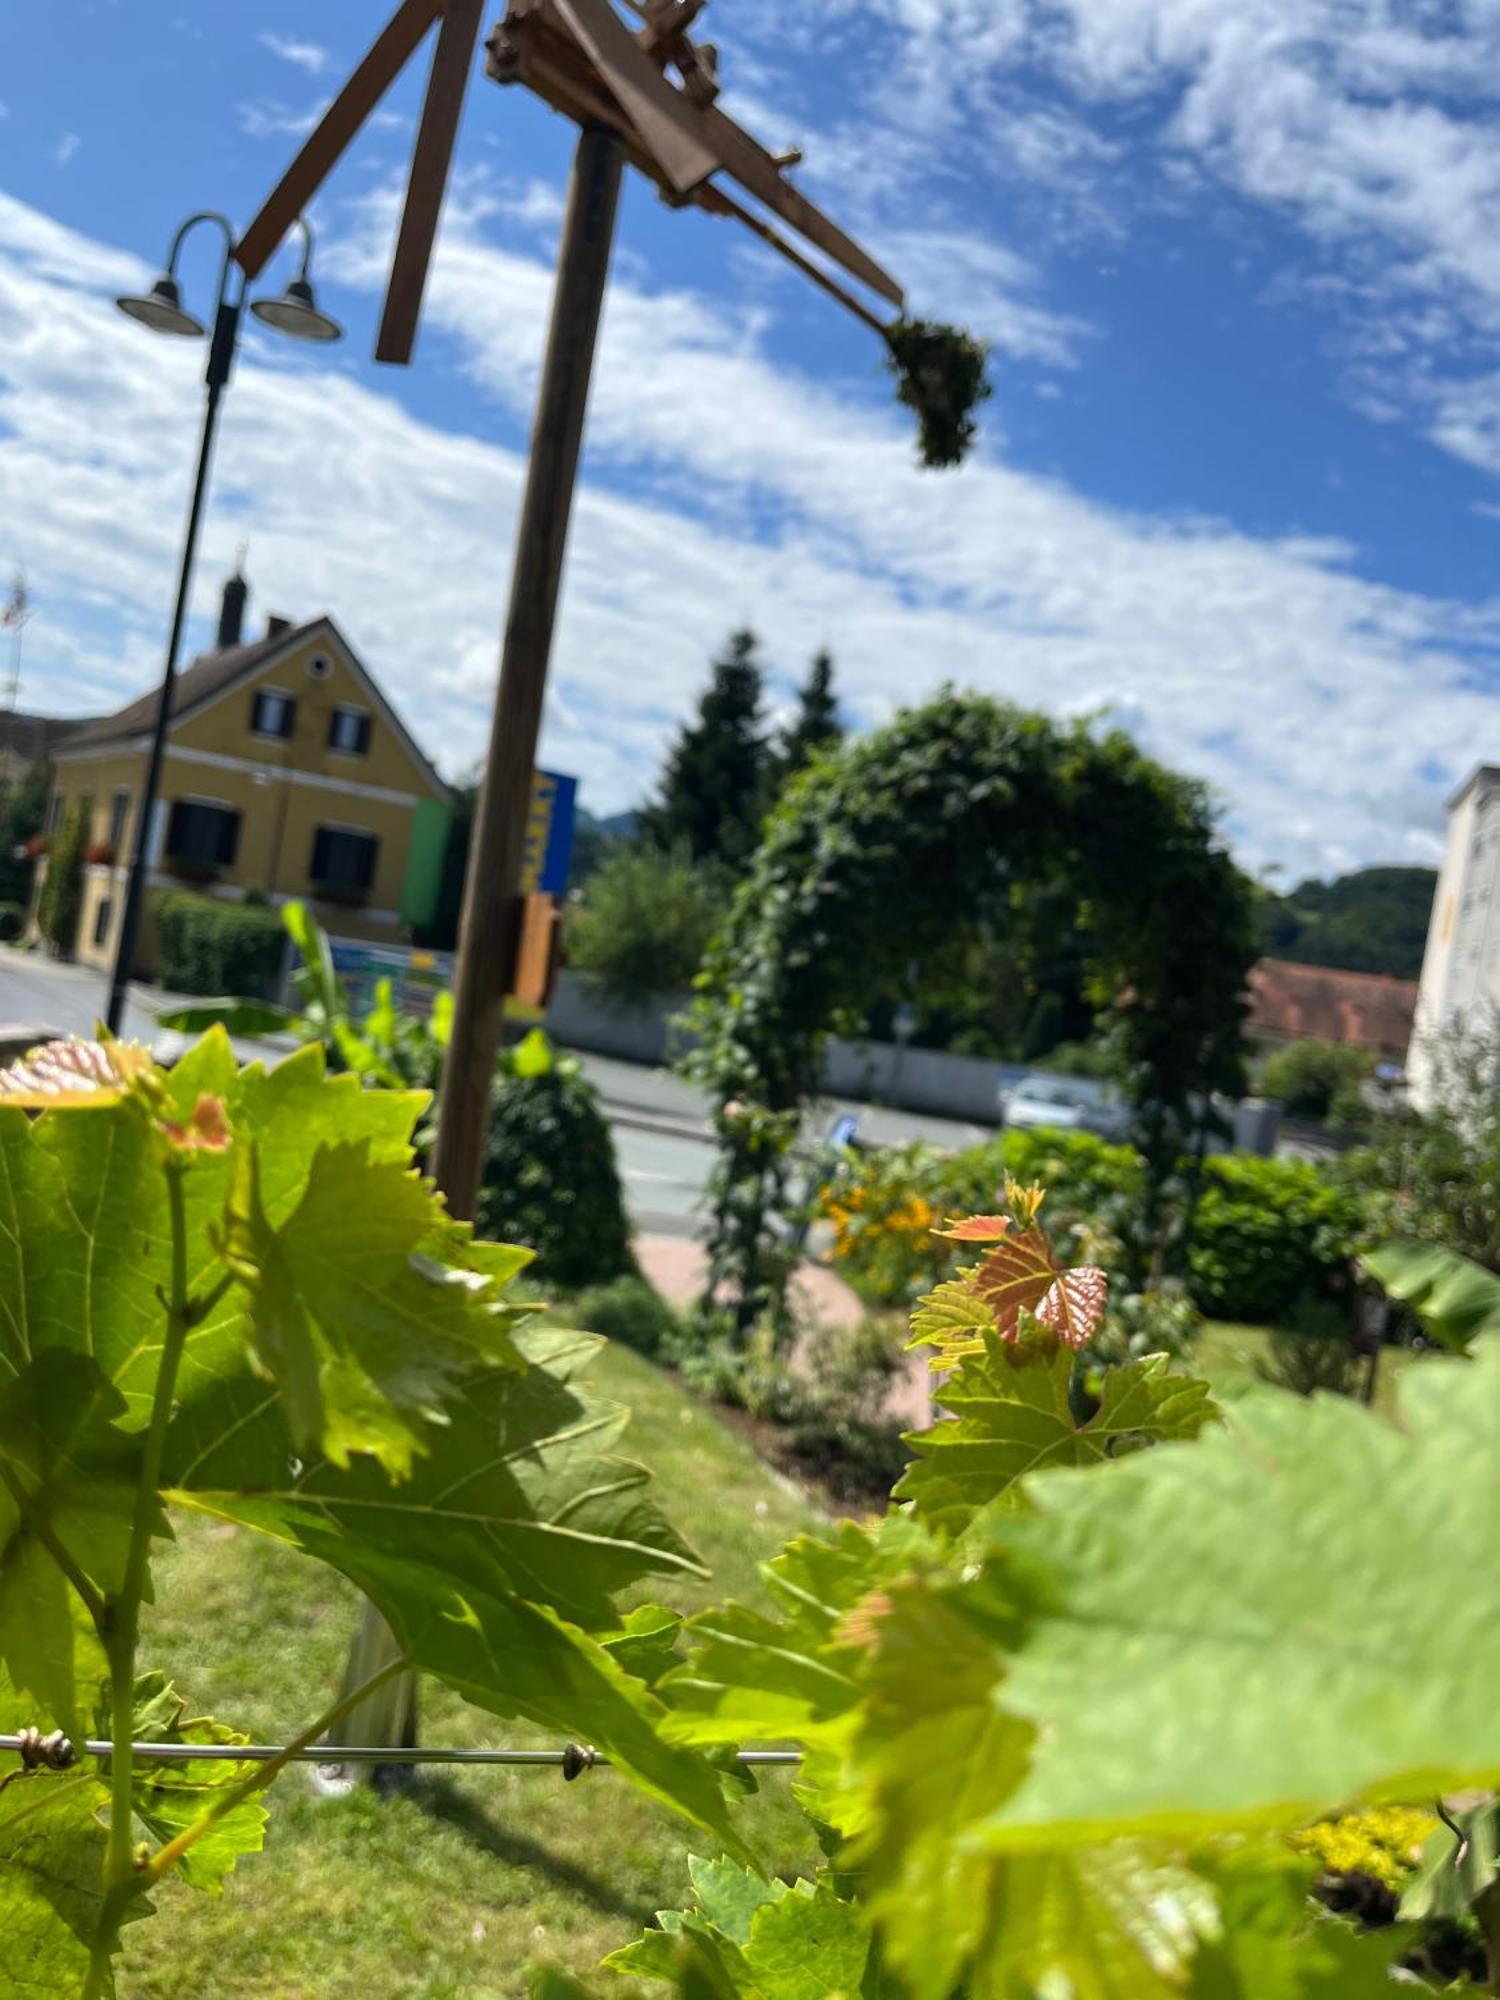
[
  {"left": 36, "top": 799, "right": 86, "bottom": 957},
  {"left": 673, "top": 1315, "right": 909, "bottom": 1501},
  {"left": 155, "top": 890, "right": 287, "bottom": 998},
  {"left": 823, "top": 1127, "right": 1144, "bottom": 1306},
  {"left": 477, "top": 1031, "right": 635, "bottom": 1290},
  {"left": 572, "top": 1275, "right": 680, "bottom": 1357},
  {"left": 0, "top": 900, "right": 23, "bottom": 943},
  {"left": 1187, "top": 1154, "right": 1362, "bottom": 1323},
  {"left": 1258, "top": 1037, "right": 1373, "bottom": 1129},
  {"left": 568, "top": 841, "right": 727, "bottom": 1009}
]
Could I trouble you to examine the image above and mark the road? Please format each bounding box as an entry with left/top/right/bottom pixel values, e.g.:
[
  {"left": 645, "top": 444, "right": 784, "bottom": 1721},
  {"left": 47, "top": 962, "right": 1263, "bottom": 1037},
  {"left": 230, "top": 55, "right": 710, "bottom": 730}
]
[{"left": 0, "top": 949, "right": 990, "bottom": 1238}]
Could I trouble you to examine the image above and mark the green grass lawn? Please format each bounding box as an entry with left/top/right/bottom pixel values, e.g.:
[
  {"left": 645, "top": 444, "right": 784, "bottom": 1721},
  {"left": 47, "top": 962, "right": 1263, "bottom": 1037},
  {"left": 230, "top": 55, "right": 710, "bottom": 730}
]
[{"left": 120, "top": 1345, "right": 824, "bottom": 2000}]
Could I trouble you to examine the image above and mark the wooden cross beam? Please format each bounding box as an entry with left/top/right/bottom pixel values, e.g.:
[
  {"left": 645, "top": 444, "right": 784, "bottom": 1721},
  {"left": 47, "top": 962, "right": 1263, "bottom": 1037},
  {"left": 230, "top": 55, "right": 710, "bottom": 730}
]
[{"left": 235, "top": 0, "right": 902, "bottom": 367}]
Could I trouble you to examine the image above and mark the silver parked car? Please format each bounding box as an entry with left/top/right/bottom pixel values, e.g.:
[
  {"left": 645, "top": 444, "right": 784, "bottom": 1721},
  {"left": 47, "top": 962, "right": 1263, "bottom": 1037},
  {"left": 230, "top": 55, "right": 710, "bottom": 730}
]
[{"left": 999, "top": 1073, "right": 1132, "bottom": 1141}]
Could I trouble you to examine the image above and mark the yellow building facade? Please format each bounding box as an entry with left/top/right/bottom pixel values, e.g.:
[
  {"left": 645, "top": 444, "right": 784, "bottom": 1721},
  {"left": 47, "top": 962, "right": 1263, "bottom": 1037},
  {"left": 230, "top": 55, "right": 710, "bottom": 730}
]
[{"left": 42, "top": 590, "right": 452, "bottom": 976}]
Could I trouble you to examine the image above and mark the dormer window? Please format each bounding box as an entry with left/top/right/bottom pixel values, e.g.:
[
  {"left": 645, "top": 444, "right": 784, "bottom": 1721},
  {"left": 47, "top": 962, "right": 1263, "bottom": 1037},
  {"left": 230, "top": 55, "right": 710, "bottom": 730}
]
[
  {"left": 328, "top": 705, "right": 371, "bottom": 756},
  {"left": 251, "top": 688, "right": 296, "bottom": 740}
]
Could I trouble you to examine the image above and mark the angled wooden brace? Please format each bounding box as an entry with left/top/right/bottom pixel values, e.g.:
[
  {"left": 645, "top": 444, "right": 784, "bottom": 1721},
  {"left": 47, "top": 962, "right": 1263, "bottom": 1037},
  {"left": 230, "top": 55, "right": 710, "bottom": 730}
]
[
  {"left": 234, "top": 0, "right": 444, "bottom": 279},
  {"left": 377, "top": 0, "right": 488, "bottom": 363}
]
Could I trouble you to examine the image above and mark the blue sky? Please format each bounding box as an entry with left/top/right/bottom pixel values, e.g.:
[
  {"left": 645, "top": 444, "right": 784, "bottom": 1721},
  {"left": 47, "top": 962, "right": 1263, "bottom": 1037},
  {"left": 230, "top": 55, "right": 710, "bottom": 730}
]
[{"left": 6, "top": 2, "right": 1500, "bottom": 879}]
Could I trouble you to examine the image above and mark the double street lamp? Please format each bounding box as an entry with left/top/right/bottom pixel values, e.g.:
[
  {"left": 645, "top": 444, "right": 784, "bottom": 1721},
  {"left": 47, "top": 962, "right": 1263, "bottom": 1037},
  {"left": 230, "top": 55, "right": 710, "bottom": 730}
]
[{"left": 104, "top": 212, "right": 342, "bottom": 1034}]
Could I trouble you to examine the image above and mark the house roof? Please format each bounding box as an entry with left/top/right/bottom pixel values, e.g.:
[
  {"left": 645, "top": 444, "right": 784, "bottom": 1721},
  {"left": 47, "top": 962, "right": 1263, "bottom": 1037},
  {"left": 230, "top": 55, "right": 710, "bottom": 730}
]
[
  {"left": 1447, "top": 763, "right": 1500, "bottom": 811},
  {"left": 57, "top": 617, "right": 449, "bottom": 799},
  {"left": 1246, "top": 958, "right": 1418, "bottom": 1058},
  {"left": 61, "top": 621, "right": 324, "bottom": 752},
  {"left": 0, "top": 710, "right": 93, "bottom": 764}
]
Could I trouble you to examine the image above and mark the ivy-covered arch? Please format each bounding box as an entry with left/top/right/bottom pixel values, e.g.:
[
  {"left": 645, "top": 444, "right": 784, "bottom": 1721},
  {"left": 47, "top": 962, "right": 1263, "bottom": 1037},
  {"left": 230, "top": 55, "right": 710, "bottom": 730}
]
[{"left": 684, "top": 692, "right": 1258, "bottom": 1329}]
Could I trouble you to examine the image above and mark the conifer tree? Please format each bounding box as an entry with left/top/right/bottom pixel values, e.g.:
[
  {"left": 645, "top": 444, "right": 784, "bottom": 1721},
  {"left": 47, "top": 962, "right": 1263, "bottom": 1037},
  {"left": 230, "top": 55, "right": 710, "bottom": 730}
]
[{"left": 641, "top": 629, "right": 769, "bottom": 868}]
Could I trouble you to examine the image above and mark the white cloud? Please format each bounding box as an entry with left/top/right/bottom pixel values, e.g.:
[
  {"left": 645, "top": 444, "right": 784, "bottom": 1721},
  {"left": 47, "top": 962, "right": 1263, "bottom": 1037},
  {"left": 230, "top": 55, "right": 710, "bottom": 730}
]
[
  {"left": 1, "top": 187, "right": 1497, "bottom": 880},
  {"left": 238, "top": 97, "right": 327, "bottom": 141},
  {"left": 258, "top": 32, "right": 328, "bottom": 76},
  {"left": 51, "top": 133, "right": 80, "bottom": 169}
]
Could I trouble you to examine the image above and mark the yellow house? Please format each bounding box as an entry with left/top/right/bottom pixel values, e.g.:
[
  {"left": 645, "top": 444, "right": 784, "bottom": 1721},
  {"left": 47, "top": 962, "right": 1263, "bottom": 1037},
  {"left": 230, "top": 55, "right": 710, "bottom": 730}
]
[{"left": 43, "top": 573, "right": 453, "bottom": 975}]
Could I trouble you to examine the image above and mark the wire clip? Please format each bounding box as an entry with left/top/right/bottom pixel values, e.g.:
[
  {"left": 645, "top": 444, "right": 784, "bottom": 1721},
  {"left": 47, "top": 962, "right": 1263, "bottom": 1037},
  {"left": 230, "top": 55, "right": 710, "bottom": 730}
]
[
  {"left": 16, "top": 1727, "right": 75, "bottom": 1772},
  {"left": 561, "top": 1741, "right": 597, "bottom": 1782}
]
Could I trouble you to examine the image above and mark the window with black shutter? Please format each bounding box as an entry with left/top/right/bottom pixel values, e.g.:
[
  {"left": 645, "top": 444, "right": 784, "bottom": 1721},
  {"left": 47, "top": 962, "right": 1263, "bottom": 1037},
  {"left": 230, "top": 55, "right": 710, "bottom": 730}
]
[
  {"left": 165, "top": 800, "right": 240, "bottom": 868},
  {"left": 251, "top": 689, "right": 296, "bottom": 739},
  {"left": 310, "top": 825, "right": 378, "bottom": 895},
  {"left": 328, "top": 706, "right": 371, "bottom": 755}
]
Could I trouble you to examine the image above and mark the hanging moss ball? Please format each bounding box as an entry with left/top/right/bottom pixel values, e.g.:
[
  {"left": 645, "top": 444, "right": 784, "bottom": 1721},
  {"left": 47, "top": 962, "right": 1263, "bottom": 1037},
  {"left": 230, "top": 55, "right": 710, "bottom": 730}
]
[{"left": 884, "top": 316, "right": 993, "bottom": 469}]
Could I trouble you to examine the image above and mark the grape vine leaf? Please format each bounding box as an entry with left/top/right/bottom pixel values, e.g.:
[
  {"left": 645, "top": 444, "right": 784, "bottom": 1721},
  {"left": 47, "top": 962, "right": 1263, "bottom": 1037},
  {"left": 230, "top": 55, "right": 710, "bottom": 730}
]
[
  {"left": 842, "top": 1580, "right": 1209, "bottom": 2000},
  {"left": 658, "top": 1518, "right": 938, "bottom": 1758},
  {"left": 905, "top": 1272, "right": 997, "bottom": 1365},
  {"left": 165, "top": 1325, "right": 705, "bottom": 1632},
  {"left": 0, "top": 1035, "right": 430, "bottom": 1426},
  {"left": 607, "top": 1857, "right": 875, "bottom": 1998},
  {"left": 0, "top": 1352, "right": 157, "bottom": 1734},
  {"left": 1185, "top": 1849, "right": 1410, "bottom": 1995},
  {"left": 122, "top": 1673, "right": 267, "bottom": 1893},
  {"left": 894, "top": 1333, "right": 1219, "bottom": 1534},
  {"left": 0, "top": 1766, "right": 127, "bottom": 1996},
  {"left": 305, "top": 1532, "right": 748, "bottom": 1857},
  {"left": 1362, "top": 1237, "right": 1500, "bottom": 1353},
  {"left": 164, "top": 1323, "right": 737, "bottom": 1851},
  {"left": 224, "top": 1136, "right": 526, "bottom": 1476},
  {"left": 972, "top": 1348, "right": 1500, "bottom": 1848}
]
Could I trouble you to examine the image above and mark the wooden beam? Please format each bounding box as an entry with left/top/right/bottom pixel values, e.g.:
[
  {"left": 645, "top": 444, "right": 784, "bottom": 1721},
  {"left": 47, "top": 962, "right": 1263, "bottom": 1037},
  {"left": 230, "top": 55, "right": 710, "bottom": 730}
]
[
  {"left": 235, "top": 0, "right": 442, "bottom": 278},
  {"left": 376, "top": 0, "right": 486, "bottom": 363},
  {"left": 694, "top": 182, "right": 889, "bottom": 336},
  {"left": 489, "top": 11, "right": 687, "bottom": 191},
  {"left": 429, "top": 126, "right": 625, "bottom": 1219},
  {"left": 698, "top": 99, "right": 903, "bottom": 307},
  {"left": 490, "top": 0, "right": 901, "bottom": 305},
  {"left": 551, "top": 0, "right": 718, "bottom": 193}
]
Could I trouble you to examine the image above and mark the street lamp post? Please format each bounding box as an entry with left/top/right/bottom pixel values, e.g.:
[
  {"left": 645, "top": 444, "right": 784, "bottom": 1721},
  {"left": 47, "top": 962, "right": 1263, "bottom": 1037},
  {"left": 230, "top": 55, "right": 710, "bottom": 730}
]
[{"left": 104, "top": 213, "right": 342, "bottom": 1036}]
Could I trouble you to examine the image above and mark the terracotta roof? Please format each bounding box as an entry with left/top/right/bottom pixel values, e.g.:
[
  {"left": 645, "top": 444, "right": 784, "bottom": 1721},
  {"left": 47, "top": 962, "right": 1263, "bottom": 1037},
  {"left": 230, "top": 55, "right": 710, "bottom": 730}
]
[
  {"left": 1246, "top": 958, "right": 1418, "bottom": 1060},
  {"left": 60, "top": 622, "right": 321, "bottom": 752}
]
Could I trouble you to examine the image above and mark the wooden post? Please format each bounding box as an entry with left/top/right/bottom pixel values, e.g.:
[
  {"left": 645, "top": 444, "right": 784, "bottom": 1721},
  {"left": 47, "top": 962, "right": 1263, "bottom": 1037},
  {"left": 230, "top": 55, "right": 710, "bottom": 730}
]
[
  {"left": 326, "top": 124, "right": 624, "bottom": 1778},
  {"left": 430, "top": 120, "right": 624, "bottom": 1219}
]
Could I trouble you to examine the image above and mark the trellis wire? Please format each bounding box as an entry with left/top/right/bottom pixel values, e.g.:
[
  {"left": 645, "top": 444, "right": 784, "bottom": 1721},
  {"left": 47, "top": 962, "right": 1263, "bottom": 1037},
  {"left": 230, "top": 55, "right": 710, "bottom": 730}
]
[{"left": 0, "top": 1732, "right": 800, "bottom": 1771}]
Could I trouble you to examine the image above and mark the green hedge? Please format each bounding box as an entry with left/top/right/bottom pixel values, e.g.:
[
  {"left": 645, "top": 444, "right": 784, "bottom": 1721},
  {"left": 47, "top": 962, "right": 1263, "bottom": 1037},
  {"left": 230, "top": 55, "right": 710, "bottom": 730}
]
[
  {"left": 1185, "top": 1154, "right": 1363, "bottom": 1324},
  {"left": 824, "top": 1127, "right": 1364, "bottom": 1326},
  {"left": 155, "top": 891, "right": 286, "bottom": 999}
]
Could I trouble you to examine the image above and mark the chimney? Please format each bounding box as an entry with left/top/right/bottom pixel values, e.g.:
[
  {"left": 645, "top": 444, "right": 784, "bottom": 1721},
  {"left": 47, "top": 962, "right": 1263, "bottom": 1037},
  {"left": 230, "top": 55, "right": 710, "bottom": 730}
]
[
  {"left": 265, "top": 614, "right": 292, "bottom": 640},
  {"left": 216, "top": 569, "right": 248, "bottom": 651}
]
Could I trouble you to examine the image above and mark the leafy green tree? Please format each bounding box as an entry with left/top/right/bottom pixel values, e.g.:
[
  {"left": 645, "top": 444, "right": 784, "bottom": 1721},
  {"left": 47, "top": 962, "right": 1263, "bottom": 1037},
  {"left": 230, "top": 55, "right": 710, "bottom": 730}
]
[
  {"left": 1258, "top": 1037, "right": 1373, "bottom": 1128},
  {"left": 1338, "top": 1023, "right": 1500, "bottom": 1270},
  {"left": 0, "top": 761, "right": 49, "bottom": 909},
  {"left": 568, "top": 842, "right": 726, "bottom": 1009},
  {"left": 640, "top": 630, "right": 769, "bottom": 870},
  {"left": 37, "top": 800, "right": 86, "bottom": 958},
  {"left": 775, "top": 649, "right": 842, "bottom": 786},
  {"left": 1256, "top": 865, "right": 1435, "bottom": 979},
  {"left": 686, "top": 693, "right": 1257, "bottom": 1333}
]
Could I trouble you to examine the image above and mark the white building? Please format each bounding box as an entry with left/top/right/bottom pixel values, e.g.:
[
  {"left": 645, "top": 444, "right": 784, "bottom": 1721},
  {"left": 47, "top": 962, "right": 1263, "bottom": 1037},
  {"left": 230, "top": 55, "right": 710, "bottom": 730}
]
[{"left": 1409, "top": 764, "right": 1500, "bottom": 1109}]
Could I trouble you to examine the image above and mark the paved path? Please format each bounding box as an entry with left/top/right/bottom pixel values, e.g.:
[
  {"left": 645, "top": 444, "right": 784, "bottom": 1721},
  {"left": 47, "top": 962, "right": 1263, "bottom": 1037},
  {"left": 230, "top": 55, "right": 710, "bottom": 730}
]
[{"left": 636, "top": 1233, "right": 935, "bottom": 1429}]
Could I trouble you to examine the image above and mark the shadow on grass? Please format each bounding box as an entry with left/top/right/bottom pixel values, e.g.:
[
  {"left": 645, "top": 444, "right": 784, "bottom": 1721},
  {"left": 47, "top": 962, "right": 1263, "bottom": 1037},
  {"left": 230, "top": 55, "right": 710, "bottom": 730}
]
[{"left": 418, "top": 1776, "right": 656, "bottom": 1926}]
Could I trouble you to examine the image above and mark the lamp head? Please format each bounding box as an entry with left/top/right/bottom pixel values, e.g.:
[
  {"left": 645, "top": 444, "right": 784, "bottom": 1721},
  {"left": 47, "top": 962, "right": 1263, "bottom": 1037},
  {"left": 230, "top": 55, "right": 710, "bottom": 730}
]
[
  {"left": 249, "top": 275, "right": 342, "bottom": 343},
  {"left": 115, "top": 273, "right": 205, "bottom": 337}
]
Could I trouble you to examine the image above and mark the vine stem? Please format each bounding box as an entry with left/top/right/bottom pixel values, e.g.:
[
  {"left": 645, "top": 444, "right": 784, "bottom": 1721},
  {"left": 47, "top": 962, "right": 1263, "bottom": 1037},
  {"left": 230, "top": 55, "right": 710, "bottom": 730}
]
[
  {"left": 0, "top": 1460, "right": 106, "bottom": 1633},
  {"left": 143, "top": 1655, "right": 407, "bottom": 1884},
  {"left": 84, "top": 1161, "right": 192, "bottom": 2000}
]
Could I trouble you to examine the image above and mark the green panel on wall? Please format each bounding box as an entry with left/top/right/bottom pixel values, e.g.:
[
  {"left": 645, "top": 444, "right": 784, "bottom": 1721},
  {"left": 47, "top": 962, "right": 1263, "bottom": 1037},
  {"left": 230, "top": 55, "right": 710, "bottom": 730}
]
[{"left": 399, "top": 797, "right": 452, "bottom": 928}]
